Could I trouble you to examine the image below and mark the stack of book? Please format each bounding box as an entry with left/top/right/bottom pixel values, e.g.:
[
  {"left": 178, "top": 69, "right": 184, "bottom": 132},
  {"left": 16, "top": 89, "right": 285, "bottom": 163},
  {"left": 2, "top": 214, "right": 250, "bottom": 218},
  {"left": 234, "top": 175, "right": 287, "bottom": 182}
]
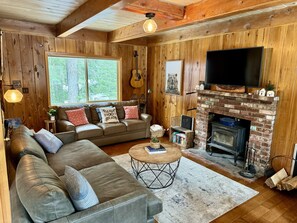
[
  {"left": 144, "top": 145, "right": 167, "bottom": 154},
  {"left": 171, "top": 132, "right": 186, "bottom": 146}
]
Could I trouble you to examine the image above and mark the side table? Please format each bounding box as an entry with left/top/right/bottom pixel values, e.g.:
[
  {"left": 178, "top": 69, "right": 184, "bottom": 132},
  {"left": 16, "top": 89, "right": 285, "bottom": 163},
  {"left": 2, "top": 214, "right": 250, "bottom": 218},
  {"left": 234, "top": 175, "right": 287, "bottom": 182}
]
[{"left": 44, "top": 120, "right": 56, "bottom": 133}]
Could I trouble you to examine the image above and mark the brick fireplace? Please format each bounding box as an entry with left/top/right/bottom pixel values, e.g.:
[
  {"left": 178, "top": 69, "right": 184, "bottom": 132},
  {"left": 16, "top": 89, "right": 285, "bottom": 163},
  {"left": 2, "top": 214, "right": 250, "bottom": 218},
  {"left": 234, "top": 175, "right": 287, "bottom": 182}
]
[{"left": 194, "top": 90, "right": 279, "bottom": 174}]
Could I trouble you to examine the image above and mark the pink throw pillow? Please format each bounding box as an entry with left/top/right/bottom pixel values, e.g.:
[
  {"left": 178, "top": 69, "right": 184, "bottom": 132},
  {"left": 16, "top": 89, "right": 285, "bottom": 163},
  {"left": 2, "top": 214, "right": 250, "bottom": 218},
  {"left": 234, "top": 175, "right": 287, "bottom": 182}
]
[
  {"left": 65, "top": 108, "right": 89, "bottom": 126},
  {"left": 124, "top": 106, "right": 139, "bottom": 119}
]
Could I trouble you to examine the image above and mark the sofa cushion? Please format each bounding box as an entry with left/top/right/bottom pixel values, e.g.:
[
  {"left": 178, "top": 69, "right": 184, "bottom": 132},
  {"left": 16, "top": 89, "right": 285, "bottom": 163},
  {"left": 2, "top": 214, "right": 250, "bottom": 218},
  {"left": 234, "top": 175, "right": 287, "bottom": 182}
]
[
  {"left": 12, "top": 125, "right": 33, "bottom": 137},
  {"left": 124, "top": 105, "right": 139, "bottom": 119},
  {"left": 10, "top": 132, "right": 48, "bottom": 164},
  {"left": 73, "top": 162, "right": 162, "bottom": 218},
  {"left": 16, "top": 155, "right": 75, "bottom": 223},
  {"left": 46, "top": 140, "right": 114, "bottom": 176},
  {"left": 96, "top": 106, "right": 113, "bottom": 122},
  {"left": 99, "top": 107, "right": 119, "bottom": 123},
  {"left": 57, "top": 105, "right": 92, "bottom": 122},
  {"left": 112, "top": 100, "right": 138, "bottom": 119},
  {"left": 64, "top": 166, "right": 99, "bottom": 211},
  {"left": 34, "top": 128, "right": 63, "bottom": 153},
  {"left": 89, "top": 102, "right": 113, "bottom": 123},
  {"left": 66, "top": 108, "right": 89, "bottom": 126},
  {"left": 96, "top": 122, "right": 127, "bottom": 136},
  {"left": 120, "top": 119, "right": 146, "bottom": 131},
  {"left": 10, "top": 180, "right": 33, "bottom": 223},
  {"left": 76, "top": 124, "right": 103, "bottom": 140}
]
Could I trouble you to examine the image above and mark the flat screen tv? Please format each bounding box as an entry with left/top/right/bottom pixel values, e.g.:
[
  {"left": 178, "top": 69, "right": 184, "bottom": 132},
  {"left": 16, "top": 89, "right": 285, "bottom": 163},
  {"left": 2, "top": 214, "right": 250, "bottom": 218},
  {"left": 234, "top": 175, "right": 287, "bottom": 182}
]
[{"left": 205, "top": 47, "right": 264, "bottom": 87}]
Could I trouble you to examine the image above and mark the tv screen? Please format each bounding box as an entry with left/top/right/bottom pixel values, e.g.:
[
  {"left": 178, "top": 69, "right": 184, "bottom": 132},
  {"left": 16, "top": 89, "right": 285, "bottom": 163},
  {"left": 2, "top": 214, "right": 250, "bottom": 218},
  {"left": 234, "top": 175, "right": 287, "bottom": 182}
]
[{"left": 205, "top": 47, "right": 263, "bottom": 87}]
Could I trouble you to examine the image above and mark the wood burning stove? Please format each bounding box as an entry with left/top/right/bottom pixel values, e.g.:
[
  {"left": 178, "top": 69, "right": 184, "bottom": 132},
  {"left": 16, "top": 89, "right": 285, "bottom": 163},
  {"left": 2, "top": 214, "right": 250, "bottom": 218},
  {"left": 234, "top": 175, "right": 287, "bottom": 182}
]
[{"left": 207, "top": 122, "right": 246, "bottom": 165}]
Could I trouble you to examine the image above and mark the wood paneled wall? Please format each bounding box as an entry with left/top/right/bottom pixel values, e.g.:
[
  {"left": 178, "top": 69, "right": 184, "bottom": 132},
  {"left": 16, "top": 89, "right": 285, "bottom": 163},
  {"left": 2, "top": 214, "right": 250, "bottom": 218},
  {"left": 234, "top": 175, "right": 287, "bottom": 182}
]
[
  {"left": 147, "top": 23, "right": 297, "bottom": 160},
  {"left": 2, "top": 33, "right": 147, "bottom": 131}
]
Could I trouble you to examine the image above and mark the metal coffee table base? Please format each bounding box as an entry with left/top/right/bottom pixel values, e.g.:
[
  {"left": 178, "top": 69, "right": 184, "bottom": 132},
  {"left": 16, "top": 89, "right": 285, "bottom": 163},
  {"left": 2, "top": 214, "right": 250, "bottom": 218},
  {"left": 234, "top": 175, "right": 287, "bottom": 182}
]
[{"left": 131, "top": 157, "right": 181, "bottom": 189}]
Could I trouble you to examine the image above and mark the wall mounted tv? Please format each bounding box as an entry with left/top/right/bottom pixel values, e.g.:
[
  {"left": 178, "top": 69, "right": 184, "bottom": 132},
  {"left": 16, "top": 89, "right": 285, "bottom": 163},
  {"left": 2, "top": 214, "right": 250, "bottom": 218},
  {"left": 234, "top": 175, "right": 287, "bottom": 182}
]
[{"left": 205, "top": 47, "right": 264, "bottom": 87}]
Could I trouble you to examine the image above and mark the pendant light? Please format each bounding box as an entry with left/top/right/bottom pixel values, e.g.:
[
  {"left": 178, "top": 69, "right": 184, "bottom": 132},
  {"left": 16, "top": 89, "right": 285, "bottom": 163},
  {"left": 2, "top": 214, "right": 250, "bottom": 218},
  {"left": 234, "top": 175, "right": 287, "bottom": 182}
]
[{"left": 143, "top": 13, "right": 157, "bottom": 34}]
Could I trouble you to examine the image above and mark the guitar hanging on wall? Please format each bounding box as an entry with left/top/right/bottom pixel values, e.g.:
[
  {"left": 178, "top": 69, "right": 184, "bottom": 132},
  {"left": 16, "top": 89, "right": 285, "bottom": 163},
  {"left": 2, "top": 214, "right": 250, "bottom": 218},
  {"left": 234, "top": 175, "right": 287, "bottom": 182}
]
[{"left": 130, "top": 50, "right": 144, "bottom": 88}]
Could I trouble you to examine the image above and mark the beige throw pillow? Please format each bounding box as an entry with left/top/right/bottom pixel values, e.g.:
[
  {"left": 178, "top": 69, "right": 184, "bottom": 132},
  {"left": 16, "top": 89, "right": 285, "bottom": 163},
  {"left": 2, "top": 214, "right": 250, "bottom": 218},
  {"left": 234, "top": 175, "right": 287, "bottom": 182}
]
[{"left": 99, "top": 107, "right": 119, "bottom": 123}]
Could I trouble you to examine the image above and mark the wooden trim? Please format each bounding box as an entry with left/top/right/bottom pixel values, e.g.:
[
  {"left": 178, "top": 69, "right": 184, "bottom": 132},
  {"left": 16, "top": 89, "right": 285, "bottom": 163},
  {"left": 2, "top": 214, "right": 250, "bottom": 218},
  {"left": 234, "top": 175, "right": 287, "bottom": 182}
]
[
  {"left": 0, "top": 18, "right": 107, "bottom": 42},
  {"left": 0, "top": 17, "right": 55, "bottom": 37},
  {"left": 108, "top": 0, "right": 297, "bottom": 42},
  {"left": 147, "top": 3, "right": 297, "bottom": 45},
  {"left": 0, "top": 117, "right": 11, "bottom": 223},
  {"left": 56, "top": 0, "right": 138, "bottom": 37},
  {"left": 118, "top": 58, "right": 123, "bottom": 101},
  {"left": 123, "top": 0, "right": 185, "bottom": 20}
]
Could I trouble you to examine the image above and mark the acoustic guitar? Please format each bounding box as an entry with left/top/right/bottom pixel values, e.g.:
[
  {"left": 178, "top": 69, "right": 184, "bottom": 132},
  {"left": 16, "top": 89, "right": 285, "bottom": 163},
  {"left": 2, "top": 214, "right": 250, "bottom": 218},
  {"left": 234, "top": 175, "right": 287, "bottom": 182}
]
[{"left": 130, "top": 51, "right": 144, "bottom": 88}]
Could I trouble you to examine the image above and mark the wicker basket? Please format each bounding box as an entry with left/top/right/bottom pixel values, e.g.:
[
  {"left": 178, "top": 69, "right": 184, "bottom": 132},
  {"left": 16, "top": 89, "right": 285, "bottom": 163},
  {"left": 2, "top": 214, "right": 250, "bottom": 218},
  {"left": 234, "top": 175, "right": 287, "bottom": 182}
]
[{"left": 150, "top": 124, "right": 165, "bottom": 138}]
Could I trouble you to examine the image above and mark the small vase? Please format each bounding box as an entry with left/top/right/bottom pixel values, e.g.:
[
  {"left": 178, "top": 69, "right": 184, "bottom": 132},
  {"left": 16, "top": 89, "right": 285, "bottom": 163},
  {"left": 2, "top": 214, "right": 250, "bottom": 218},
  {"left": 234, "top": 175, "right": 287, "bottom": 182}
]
[
  {"left": 50, "top": 116, "right": 55, "bottom": 121},
  {"left": 150, "top": 141, "right": 160, "bottom": 149}
]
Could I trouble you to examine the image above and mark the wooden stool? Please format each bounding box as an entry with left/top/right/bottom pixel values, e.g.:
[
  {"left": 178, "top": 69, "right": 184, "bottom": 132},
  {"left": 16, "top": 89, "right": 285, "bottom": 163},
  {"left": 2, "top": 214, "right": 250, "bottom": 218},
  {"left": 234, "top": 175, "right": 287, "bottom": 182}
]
[{"left": 44, "top": 120, "right": 56, "bottom": 133}]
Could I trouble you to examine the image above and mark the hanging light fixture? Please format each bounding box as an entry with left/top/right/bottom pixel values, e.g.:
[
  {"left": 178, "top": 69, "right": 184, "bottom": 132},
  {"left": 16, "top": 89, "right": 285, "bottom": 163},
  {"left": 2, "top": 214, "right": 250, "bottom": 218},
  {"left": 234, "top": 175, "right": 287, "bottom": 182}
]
[
  {"left": 4, "top": 81, "right": 23, "bottom": 103},
  {"left": 143, "top": 12, "right": 157, "bottom": 34}
]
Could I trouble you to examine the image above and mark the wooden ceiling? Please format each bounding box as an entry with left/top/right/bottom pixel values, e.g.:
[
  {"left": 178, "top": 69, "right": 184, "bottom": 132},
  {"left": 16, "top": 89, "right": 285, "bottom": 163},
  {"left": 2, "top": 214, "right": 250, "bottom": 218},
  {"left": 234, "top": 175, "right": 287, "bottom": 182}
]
[{"left": 0, "top": 0, "right": 297, "bottom": 43}]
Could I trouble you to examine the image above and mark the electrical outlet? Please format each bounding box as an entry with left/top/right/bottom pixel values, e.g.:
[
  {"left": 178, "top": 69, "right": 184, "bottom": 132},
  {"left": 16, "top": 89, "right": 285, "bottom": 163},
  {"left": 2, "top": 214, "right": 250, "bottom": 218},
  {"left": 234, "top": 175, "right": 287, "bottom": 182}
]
[{"left": 22, "top": 88, "right": 29, "bottom": 94}]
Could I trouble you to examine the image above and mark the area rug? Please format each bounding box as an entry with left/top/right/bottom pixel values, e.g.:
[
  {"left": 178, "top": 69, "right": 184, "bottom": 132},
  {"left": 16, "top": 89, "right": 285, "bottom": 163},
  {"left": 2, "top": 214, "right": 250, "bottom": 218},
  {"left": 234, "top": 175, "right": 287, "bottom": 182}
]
[{"left": 112, "top": 154, "right": 259, "bottom": 223}]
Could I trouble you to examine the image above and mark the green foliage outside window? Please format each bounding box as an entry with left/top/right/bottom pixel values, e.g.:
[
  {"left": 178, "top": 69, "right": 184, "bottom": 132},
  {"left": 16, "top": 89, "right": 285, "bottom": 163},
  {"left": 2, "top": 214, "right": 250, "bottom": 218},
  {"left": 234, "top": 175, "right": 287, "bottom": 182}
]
[{"left": 48, "top": 56, "right": 119, "bottom": 105}]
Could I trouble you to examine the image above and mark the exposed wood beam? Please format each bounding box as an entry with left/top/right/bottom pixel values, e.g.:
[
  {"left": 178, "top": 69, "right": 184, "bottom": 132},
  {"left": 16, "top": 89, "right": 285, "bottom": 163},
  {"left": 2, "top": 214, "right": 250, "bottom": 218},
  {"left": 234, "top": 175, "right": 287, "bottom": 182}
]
[
  {"left": 147, "top": 3, "right": 297, "bottom": 45},
  {"left": 108, "top": 0, "right": 297, "bottom": 42},
  {"left": 0, "top": 17, "right": 56, "bottom": 37},
  {"left": 123, "top": 0, "right": 185, "bottom": 20},
  {"left": 0, "top": 18, "right": 107, "bottom": 42},
  {"left": 67, "top": 29, "right": 107, "bottom": 42},
  {"left": 56, "top": 0, "right": 138, "bottom": 38}
]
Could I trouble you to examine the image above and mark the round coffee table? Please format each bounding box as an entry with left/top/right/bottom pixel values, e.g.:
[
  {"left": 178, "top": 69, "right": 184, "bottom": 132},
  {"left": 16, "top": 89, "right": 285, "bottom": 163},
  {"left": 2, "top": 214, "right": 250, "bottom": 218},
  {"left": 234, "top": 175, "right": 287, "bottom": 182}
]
[{"left": 129, "top": 143, "right": 182, "bottom": 189}]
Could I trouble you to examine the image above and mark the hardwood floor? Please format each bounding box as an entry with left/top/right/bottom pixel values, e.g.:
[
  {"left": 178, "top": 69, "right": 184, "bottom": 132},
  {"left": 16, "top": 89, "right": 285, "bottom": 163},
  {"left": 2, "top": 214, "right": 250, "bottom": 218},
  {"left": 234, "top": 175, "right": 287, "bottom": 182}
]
[{"left": 101, "top": 137, "right": 297, "bottom": 223}]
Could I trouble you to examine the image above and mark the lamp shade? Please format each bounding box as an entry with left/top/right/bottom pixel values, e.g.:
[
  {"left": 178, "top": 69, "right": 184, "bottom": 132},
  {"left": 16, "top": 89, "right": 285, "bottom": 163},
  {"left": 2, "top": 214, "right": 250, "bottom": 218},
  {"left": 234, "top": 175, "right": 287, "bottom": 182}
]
[
  {"left": 143, "top": 18, "right": 157, "bottom": 33},
  {"left": 4, "top": 89, "right": 23, "bottom": 103}
]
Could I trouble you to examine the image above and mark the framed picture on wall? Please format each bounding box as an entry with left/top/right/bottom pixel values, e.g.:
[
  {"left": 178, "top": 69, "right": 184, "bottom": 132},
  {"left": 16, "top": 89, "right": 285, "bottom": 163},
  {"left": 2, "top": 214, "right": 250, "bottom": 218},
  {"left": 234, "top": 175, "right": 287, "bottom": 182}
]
[{"left": 165, "top": 60, "right": 183, "bottom": 95}]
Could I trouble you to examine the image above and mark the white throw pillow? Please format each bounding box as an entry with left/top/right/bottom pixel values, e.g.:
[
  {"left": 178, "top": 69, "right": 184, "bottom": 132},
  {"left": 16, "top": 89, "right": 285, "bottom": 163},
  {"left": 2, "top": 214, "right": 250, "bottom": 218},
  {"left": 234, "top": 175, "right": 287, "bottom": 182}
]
[
  {"left": 34, "top": 128, "right": 63, "bottom": 153},
  {"left": 99, "top": 107, "right": 119, "bottom": 123},
  {"left": 64, "top": 166, "right": 99, "bottom": 211}
]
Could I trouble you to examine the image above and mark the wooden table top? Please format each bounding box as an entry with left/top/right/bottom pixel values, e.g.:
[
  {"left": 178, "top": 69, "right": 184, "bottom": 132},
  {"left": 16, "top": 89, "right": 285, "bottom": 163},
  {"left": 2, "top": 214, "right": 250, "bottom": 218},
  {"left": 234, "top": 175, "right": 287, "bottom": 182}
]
[{"left": 128, "top": 143, "right": 182, "bottom": 164}]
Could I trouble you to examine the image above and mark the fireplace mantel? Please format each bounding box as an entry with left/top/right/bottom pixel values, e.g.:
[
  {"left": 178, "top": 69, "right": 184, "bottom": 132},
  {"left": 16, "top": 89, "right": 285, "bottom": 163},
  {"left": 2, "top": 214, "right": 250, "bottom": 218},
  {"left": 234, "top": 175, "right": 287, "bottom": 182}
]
[
  {"left": 195, "top": 90, "right": 279, "bottom": 175},
  {"left": 197, "top": 90, "right": 279, "bottom": 103}
]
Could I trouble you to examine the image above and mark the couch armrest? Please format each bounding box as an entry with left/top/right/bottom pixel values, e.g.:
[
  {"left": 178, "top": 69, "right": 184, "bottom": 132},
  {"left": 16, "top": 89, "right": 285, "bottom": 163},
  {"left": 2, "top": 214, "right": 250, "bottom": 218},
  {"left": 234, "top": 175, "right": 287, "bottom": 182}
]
[
  {"left": 57, "top": 120, "right": 75, "bottom": 132},
  {"left": 50, "top": 191, "right": 147, "bottom": 223},
  {"left": 140, "top": 114, "right": 152, "bottom": 138},
  {"left": 54, "top": 131, "right": 76, "bottom": 144},
  {"left": 140, "top": 113, "right": 152, "bottom": 123}
]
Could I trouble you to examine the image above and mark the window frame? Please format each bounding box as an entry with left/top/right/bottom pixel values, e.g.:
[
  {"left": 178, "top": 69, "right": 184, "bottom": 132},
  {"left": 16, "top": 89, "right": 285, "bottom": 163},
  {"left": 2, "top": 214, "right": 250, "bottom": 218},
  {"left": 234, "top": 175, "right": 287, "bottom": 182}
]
[{"left": 45, "top": 52, "right": 122, "bottom": 106}]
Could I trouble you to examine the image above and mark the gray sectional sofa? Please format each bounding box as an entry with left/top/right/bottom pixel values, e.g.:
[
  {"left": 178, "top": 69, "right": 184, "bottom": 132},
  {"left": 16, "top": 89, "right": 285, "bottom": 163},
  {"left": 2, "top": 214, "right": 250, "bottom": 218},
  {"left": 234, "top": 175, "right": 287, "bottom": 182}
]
[
  {"left": 56, "top": 100, "right": 152, "bottom": 146},
  {"left": 9, "top": 125, "right": 162, "bottom": 223}
]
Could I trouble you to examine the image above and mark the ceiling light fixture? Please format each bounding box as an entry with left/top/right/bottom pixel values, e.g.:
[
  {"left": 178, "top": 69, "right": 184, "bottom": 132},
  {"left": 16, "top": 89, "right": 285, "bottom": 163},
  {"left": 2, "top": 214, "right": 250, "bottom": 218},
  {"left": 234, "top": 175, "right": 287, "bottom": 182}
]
[{"left": 143, "top": 12, "right": 157, "bottom": 34}]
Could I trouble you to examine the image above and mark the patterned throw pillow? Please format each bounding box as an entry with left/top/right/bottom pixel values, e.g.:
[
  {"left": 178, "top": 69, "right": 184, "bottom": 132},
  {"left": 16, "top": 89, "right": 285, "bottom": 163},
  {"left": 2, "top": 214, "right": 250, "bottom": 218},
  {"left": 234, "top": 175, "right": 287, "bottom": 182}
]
[
  {"left": 99, "top": 107, "right": 119, "bottom": 123},
  {"left": 34, "top": 128, "right": 63, "bottom": 153},
  {"left": 123, "top": 105, "right": 139, "bottom": 119},
  {"left": 64, "top": 166, "right": 99, "bottom": 211},
  {"left": 95, "top": 106, "right": 113, "bottom": 122},
  {"left": 65, "top": 108, "right": 89, "bottom": 126}
]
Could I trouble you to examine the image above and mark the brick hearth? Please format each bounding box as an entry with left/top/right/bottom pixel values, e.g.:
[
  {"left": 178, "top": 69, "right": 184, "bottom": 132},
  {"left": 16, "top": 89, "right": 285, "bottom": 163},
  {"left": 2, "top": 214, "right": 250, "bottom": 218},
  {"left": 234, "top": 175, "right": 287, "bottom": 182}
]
[{"left": 194, "top": 90, "right": 279, "bottom": 174}]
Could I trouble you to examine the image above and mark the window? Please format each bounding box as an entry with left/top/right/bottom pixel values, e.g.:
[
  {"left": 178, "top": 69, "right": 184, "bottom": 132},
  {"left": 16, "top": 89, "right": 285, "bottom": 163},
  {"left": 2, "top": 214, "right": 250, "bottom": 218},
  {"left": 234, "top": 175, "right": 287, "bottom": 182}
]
[{"left": 47, "top": 54, "right": 120, "bottom": 105}]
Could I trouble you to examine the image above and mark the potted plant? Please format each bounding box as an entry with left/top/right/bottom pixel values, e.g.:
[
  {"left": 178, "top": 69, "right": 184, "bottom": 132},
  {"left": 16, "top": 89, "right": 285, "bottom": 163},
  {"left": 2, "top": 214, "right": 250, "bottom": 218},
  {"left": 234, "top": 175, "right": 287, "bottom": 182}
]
[
  {"left": 150, "top": 136, "right": 160, "bottom": 149},
  {"left": 47, "top": 108, "right": 57, "bottom": 121}
]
